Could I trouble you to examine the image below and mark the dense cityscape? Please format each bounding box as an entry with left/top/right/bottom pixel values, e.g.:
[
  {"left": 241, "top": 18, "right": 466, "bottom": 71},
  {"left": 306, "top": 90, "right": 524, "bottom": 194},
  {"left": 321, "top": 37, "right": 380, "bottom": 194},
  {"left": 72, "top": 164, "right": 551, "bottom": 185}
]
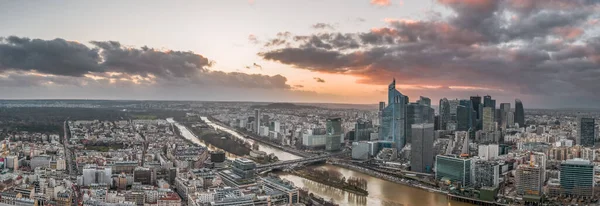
[
  {"left": 2, "top": 1, "right": 600, "bottom": 205},
  {"left": 0, "top": 78, "right": 595, "bottom": 206}
]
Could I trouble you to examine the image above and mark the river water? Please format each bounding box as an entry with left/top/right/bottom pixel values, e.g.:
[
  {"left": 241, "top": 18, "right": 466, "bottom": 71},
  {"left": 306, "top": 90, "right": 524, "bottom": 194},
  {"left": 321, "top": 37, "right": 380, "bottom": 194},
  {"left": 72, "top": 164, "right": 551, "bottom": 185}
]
[{"left": 170, "top": 117, "right": 471, "bottom": 206}]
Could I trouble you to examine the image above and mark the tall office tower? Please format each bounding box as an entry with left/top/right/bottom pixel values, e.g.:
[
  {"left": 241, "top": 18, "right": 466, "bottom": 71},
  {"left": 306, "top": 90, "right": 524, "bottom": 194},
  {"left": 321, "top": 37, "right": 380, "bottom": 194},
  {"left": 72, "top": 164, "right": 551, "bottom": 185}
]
[
  {"left": 254, "top": 109, "right": 261, "bottom": 134},
  {"left": 560, "top": 158, "right": 595, "bottom": 198},
  {"left": 379, "top": 102, "right": 385, "bottom": 111},
  {"left": 326, "top": 117, "right": 343, "bottom": 135},
  {"left": 514, "top": 99, "right": 525, "bottom": 128},
  {"left": 380, "top": 79, "right": 408, "bottom": 152},
  {"left": 458, "top": 100, "right": 475, "bottom": 130},
  {"left": 482, "top": 107, "right": 495, "bottom": 132},
  {"left": 507, "top": 111, "right": 515, "bottom": 128},
  {"left": 326, "top": 118, "right": 343, "bottom": 151},
  {"left": 417, "top": 96, "right": 431, "bottom": 107},
  {"left": 483, "top": 95, "right": 495, "bottom": 124},
  {"left": 435, "top": 155, "right": 472, "bottom": 187},
  {"left": 456, "top": 105, "right": 470, "bottom": 131},
  {"left": 515, "top": 164, "right": 543, "bottom": 196},
  {"left": 406, "top": 101, "right": 434, "bottom": 143},
  {"left": 470, "top": 96, "right": 482, "bottom": 120},
  {"left": 439, "top": 98, "right": 450, "bottom": 130},
  {"left": 483, "top": 95, "right": 496, "bottom": 109},
  {"left": 577, "top": 117, "right": 596, "bottom": 147},
  {"left": 354, "top": 119, "right": 373, "bottom": 141},
  {"left": 499, "top": 103, "right": 510, "bottom": 128},
  {"left": 411, "top": 123, "right": 434, "bottom": 173},
  {"left": 473, "top": 160, "right": 500, "bottom": 188}
]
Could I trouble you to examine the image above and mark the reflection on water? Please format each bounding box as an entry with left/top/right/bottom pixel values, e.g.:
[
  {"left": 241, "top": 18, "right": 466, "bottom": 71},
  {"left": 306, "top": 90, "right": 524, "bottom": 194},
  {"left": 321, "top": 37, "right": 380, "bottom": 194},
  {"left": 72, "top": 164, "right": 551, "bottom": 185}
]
[
  {"left": 200, "top": 117, "right": 301, "bottom": 161},
  {"left": 280, "top": 165, "right": 472, "bottom": 206},
  {"left": 167, "top": 118, "right": 238, "bottom": 158},
  {"left": 171, "top": 118, "right": 471, "bottom": 206}
]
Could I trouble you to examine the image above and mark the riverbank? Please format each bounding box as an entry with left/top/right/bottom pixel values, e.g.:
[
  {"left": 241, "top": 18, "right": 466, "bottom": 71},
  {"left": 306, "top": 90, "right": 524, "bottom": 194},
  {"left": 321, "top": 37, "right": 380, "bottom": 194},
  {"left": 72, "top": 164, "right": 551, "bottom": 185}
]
[
  {"left": 291, "top": 170, "right": 369, "bottom": 196},
  {"left": 183, "top": 122, "right": 252, "bottom": 156},
  {"left": 327, "top": 160, "right": 448, "bottom": 195},
  {"left": 206, "top": 116, "right": 313, "bottom": 158}
]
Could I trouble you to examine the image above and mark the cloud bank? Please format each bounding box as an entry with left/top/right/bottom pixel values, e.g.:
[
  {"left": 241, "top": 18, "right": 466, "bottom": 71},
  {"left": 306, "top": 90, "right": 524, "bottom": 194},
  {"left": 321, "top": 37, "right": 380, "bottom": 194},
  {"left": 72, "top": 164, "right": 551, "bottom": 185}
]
[
  {"left": 0, "top": 36, "right": 290, "bottom": 90},
  {"left": 260, "top": 0, "right": 600, "bottom": 107}
]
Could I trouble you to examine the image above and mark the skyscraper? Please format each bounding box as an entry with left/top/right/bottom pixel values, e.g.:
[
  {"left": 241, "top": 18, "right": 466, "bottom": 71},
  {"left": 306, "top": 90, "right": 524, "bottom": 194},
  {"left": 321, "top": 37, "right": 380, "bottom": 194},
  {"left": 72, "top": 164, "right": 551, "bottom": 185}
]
[
  {"left": 456, "top": 105, "right": 470, "bottom": 131},
  {"left": 457, "top": 100, "right": 475, "bottom": 131},
  {"left": 482, "top": 107, "right": 495, "bottom": 132},
  {"left": 254, "top": 109, "right": 261, "bottom": 134},
  {"left": 380, "top": 79, "right": 408, "bottom": 152},
  {"left": 411, "top": 123, "right": 434, "bottom": 173},
  {"left": 326, "top": 117, "right": 343, "bottom": 135},
  {"left": 514, "top": 99, "right": 525, "bottom": 128},
  {"left": 406, "top": 99, "right": 434, "bottom": 143},
  {"left": 483, "top": 95, "right": 496, "bottom": 109},
  {"left": 354, "top": 119, "right": 373, "bottom": 141},
  {"left": 439, "top": 98, "right": 450, "bottom": 130},
  {"left": 578, "top": 117, "right": 596, "bottom": 147},
  {"left": 417, "top": 96, "right": 431, "bottom": 107},
  {"left": 499, "top": 103, "right": 511, "bottom": 129},
  {"left": 470, "top": 96, "right": 482, "bottom": 120}
]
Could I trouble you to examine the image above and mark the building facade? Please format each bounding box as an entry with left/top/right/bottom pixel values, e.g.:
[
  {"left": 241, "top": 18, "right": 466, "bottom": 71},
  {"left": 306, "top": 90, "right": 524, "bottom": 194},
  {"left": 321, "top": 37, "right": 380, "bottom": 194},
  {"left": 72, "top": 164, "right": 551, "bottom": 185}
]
[
  {"left": 560, "top": 159, "right": 594, "bottom": 198},
  {"left": 411, "top": 123, "right": 434, "bottom": 173},
  {"left": 379, "top": 79, "right": 408, "bottom": 152}
]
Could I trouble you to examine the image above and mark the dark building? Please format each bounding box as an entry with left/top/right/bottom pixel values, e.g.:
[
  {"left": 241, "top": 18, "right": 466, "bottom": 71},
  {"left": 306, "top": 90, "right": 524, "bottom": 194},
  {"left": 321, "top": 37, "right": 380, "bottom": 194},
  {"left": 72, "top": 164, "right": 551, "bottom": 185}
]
[
  {"left": 514, "top": 99, "right": 525, "bottom": 128},
  {"left": 457, "top": 100, "right": 475, "bottom": 131},
  {"left": 470, "top": 96, "right": 482, "bottom": 119},
  {"left": 354, "top": 119, "right": 373, "bottom": 141},
  {"left": 326, "top": 117, "right": 343, "bottom": 135},
  {"left": 133, "top": 167, "right": 153, "bottom": 185},
  {"left": 499, "top": 103, "right": 511, "bottom": 129},
  {"left": 578, "top": 117, "right": 596, "bottom": 147},
  {"left": 483, "top": 95, "right": 496, "bottom": 109},
  {"left": 411, "top": 123, "right": 434, "bottom": 173},
  {"left": 439, "top": 98, "right": 451, "bottom": 130},
  {"left": 457, "top": 105, "right": 470, "bottom": 131},
  {"left": 406, "top": 101, "right": 435, "bottom": 143},
  {"left": 210, "top": 151, "right": 226, "bottom": 163}
]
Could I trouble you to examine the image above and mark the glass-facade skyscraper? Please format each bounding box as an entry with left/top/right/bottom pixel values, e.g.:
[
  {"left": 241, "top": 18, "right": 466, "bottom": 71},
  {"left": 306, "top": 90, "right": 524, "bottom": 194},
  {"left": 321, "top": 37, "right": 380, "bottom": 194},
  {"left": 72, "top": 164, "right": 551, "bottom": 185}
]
[
  {"left": 439, "top": 98, "right": 450, "bottom": 130},
  {"left": 515, "top": 99, "right": 525, "bottom": 128},
  {"left": 406, "top": 98, "right": 434, "bottom": 143},
  {"left": 380, "top": 79, "right": 407, "bottom": 152},
  {"left": 578, "top": 117, "right": 596, "bottom": 147}
]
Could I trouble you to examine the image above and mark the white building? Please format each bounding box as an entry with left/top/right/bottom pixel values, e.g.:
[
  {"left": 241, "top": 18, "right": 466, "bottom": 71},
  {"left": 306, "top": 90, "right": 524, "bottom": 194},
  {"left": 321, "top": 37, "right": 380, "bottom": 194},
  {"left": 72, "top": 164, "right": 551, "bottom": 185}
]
[{"left": 477, "top": 144, "right": 499, "bottom": 160}]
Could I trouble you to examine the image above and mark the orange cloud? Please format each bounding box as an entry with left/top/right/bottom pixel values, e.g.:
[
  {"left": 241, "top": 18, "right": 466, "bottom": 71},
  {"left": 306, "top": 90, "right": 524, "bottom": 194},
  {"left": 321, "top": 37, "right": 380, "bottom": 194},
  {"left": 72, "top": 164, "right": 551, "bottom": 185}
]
[
  {"left": 371, "top": 0, "right": 391, "bottom": 6},
  {"left": 384, "top": 18, "right": 418, "bottom": 25},
  {"left": 553, "top": 27, "right": 584, "bottom": 40}
]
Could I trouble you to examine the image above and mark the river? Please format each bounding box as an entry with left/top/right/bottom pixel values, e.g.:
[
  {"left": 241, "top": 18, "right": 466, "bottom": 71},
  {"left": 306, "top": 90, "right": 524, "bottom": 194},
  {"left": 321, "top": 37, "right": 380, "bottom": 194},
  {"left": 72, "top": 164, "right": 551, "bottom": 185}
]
[{"left": 169, "top": 117, "right": 471, "bottom": 206}]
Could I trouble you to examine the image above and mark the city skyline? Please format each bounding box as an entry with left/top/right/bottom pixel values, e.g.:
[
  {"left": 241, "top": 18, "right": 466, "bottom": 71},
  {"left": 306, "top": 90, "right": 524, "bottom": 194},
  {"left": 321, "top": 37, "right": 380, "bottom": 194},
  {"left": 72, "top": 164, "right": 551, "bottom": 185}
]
[{"left": 1, "top": 0, "right": 600, "bottom": 108}]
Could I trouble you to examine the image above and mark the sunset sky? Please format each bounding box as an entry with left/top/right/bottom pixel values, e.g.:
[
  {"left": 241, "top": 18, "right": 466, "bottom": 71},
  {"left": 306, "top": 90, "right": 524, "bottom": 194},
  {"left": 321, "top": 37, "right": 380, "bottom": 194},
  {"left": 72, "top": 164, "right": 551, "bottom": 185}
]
[{"left": 1, "top": 0, "right": 600, "bottom": 108}]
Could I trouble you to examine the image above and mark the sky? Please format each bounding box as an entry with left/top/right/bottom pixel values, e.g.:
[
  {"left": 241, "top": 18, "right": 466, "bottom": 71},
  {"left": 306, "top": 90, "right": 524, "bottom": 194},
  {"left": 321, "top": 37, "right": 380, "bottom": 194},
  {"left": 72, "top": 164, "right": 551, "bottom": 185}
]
[{"left": 0, "top": 0, "right": 600, "bottom": 108}]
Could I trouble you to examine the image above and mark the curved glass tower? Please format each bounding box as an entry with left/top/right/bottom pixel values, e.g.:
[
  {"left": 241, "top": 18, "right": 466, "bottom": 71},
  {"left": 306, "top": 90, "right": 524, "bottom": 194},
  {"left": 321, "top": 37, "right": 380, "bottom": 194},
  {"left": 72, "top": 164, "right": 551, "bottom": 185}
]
[
  {"left": 379, "top": 79, "right": 407, "bottom": 152},
  {"left": 515, "top": 99, "right": 525, "bottom": 128}
]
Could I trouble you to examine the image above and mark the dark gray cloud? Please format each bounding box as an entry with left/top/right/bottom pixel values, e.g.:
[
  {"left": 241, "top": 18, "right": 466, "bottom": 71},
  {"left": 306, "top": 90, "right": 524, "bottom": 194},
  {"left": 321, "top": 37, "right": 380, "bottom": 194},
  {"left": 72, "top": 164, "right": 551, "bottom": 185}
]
[
  {"left": 314, "top": 77, "right": 326, "bottom": 83},
  {"left": 91, "top": 40, "right": 213, "bottom": 79},
  {"left": 260, "top": 0, "right": 600, "bottom": 106},
  {"left": 0, "top": 36, "right": 292, "bottom": 90},
  {"left": 312, "top": 23, "right": 335, "bottom": 30},
  {"left": 0, "top": 36, "right": 102, "bottom": 76}
]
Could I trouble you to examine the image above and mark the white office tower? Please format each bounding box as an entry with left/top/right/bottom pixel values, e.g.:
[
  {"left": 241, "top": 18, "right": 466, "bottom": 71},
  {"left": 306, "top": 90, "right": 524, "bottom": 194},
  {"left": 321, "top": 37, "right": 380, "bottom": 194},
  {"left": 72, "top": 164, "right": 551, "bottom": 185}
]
[{"left": 477, "top": 144, "right": 499, "bottom": 160}]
